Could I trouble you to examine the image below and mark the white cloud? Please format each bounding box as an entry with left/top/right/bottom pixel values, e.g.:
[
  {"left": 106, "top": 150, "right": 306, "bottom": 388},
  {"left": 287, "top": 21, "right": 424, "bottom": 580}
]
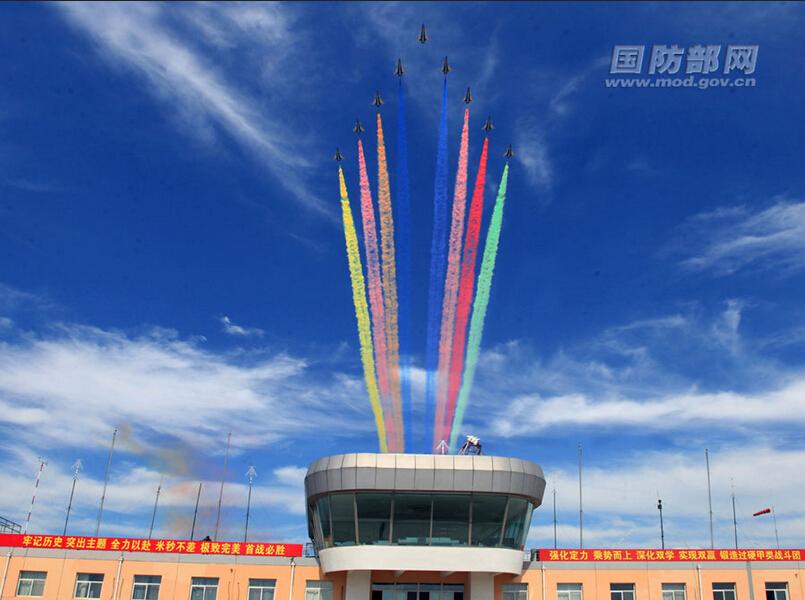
[
  {"left": 675, "top": 199, "right": 805, "bottom": 275},
  {"left": 0, "top": 323, "right": 369, "bottom": 452},
  {"left": 535, "top": 446, "right": 805, "bottom": 548},
  {"left": 56, "top": 2, "right": 328, "bottom": 215},
  {"left": 219, "top": 315, "right": 264, "bottom": 338},
  {"left": 515, "top": 118, "right": 552, "bottom": 193}
]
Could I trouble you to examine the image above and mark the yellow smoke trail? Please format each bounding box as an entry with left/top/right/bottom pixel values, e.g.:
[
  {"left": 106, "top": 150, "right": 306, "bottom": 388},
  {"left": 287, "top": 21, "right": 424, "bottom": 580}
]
[
  {"left": 339, "top": 167, "right": 388, "bottom": 452},
  {"left": 376, "top": 113, "right": 404, "bottom": 451}
]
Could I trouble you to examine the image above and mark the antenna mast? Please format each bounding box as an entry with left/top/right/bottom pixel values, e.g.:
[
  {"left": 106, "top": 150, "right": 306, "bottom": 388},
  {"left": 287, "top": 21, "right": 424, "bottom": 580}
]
[
  {"left": 23, "top": 457, "right": 48, "bottom": 534},
  {"left": 63, "top": 459, "right": 82, "bottom": 535}
]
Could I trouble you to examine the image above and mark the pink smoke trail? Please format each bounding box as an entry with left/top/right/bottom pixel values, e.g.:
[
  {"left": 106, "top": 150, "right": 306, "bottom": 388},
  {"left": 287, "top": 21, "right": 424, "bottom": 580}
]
[
  {"left": 376, "top": 113, "right": 404, "bottom": 451},
  {"left": 357, "top": 139, "right": 396, "bottom": 449},
  {"left": 434, "top": 107, "right": 470, "bottom": 447},
  {"left": 444, "top": 136, "right": 489, "bottom": 444}
]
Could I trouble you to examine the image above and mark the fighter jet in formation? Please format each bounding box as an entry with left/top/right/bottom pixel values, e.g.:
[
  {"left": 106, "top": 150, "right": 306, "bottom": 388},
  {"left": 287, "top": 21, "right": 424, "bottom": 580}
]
[
  {"left": 464, "top": 87, "right": 472, "bottom": 104},
  {"left": 504, "top": 144, "right": 514, "bottom": 158},
  {"left": 418, "top": 24, "right": 428, "bottom": 44},
  {"left": 395, "top": 58, "right": 404, "bottom": 77},
  {"left": 442, "top": 56, "right": 451, "bottom": 75},
  {"left": 333, "top": 147, "right": 343, "bottom": 162},
  {"left": 482, "top": 116, "right": 494, "bottom": 132},
  {"left": 353, "top": 119, "right": 364, "bottom": 134},
  {"left": 373, "top": 91, "right": 383, "bottom": 107}
]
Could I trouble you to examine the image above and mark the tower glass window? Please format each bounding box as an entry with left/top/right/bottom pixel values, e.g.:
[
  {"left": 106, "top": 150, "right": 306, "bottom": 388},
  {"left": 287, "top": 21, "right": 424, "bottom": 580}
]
[
  {"left": 330, "top": 493, "right": 356, "bottom": 546},
  {"left": 393, "top": 494, "right": 432, "bottom": 545},
  {"left": 470, "top": 494, "right": 508, "bottom": 546},
  {"left": 356, "top": 493, "right": 392, "bottom": 544}
]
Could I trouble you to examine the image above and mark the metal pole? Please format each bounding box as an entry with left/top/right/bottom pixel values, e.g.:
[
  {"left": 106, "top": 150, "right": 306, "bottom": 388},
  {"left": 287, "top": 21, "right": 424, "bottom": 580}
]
[
  {"left": 705, "top": 448, "right": 714, "bottom": 549},
  {"left": 552, "top": 488, "right": 557, "bottom": 549},
  {"left": 23, "top": 458, "right": 47, "bottom": 534},
  {"left": 96, "top": 428, "right": 117, "bottom": 536},
  {"left": 214, "top": 432, "right": 231, "bottom": 540},
  {"left": 658, "top": 498, "right": 665, "bottom": 550},
  {"left": 148, "top": 476, "right": 163, "bottom": 539},
  {"left": 771, "top": 506, "right": 780, "bottom": 549},
  {"left": 63, "top": 459, "right": 82, "bottom": 536},
  {"left": 578, "top": 444, "right": 583, "bottom": 549},
  {"left": 244, "top": 466, "right": 257, "bottom": 543},
  {"left": 731, "top": 479, "right": 738, "bottom": 549},
  {"left": 190, "top": 483, "right": 202, "bottom": 540}
]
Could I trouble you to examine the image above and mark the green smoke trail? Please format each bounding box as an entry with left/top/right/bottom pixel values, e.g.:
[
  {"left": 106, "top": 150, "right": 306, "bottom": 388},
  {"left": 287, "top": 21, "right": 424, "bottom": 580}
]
[{"left": 449, "top": 163, "right": 509, "bottom": 453}]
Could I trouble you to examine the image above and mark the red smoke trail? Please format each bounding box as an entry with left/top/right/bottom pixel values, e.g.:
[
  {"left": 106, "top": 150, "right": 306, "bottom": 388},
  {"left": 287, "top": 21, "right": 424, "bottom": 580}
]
[
  {"left": 357, "top": 139, "right": 396, "bottom": 449},
  {"left": 434, "top": 108, "right": 470, "bottom": 447},
  {"left": 444, "top": 136, "right": 489, "bottom": 442}
]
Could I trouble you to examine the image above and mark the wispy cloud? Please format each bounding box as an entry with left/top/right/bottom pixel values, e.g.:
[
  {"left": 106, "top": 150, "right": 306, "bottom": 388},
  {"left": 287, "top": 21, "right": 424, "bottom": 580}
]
[
  {"left": 56, "top": 2, "right": 329, "bottom": 215},
  {"left": 219, "top": 315, "right": 264, "bottom": 338},
  {"left": 0, "top": 322, "right": 369, "bottom": 452},
  {"left": 673, "top": 199, "right": 805, "bottom": 275},
  {"left": 515, "top": 117, "right": 552, "bottom": 194}
]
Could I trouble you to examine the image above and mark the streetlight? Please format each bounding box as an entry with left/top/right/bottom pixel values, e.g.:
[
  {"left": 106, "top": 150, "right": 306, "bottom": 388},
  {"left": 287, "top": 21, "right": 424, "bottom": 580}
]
[{"left": 657, "top": 498, "right": 665, "bottom": 549}]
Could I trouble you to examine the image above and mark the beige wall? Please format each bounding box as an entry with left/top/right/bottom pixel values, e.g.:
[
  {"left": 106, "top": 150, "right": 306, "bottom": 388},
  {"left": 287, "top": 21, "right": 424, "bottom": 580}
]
[
  {"left": 1, "top": 550, "right": 803, "bottom": 600},
  {"left": 497, "top": 562, "right": 804, "bottom": 600}
]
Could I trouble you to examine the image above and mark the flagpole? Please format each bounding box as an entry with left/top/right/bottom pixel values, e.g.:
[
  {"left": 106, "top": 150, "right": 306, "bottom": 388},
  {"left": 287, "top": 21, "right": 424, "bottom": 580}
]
[
  {"left": 705, "top": 448, "right": 714, "bottom": 549},
  {"left": 730, "top": 479, "right": 738, "bottom": 549},
  {"left": 771, "top": 506, "right": 780, "bottom": 549},
  {"left": 578, "top": 444, "right": 583, "bottom": 549},
  {"left": 553, "top": 487, "right": 557, "bottom": 549}
]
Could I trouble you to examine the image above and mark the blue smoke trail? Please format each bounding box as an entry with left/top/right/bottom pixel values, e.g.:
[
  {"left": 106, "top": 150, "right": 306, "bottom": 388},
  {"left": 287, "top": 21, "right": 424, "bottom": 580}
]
[
  {"left": 395, "top": 77, "right": 413, "bottom": 451},
  {"left": 424, "top": 78, "right": 449, "bottom": 452}
]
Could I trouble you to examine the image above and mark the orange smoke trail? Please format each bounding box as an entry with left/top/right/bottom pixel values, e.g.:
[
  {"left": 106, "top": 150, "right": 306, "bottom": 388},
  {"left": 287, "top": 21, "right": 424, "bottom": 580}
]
[
  {"left": 434, "top": 108, "right": 470, "bottom": 447},
  {"left": 376, "top": 113, "right": 404, "bottom": 451},
  {"left": 357, "top": 139, "right": 396, "bottom": 450}
]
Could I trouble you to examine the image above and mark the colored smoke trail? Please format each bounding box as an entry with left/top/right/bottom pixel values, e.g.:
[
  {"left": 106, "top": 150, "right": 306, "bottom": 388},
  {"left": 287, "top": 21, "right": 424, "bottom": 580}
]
[
  {"left": 444, "top": 136, "right": 489, "bottom": 444},
  {"left": 376, "top": 112, "right": 404, "bottom": 451},
  {"left": 424, "top": 78, "right": 449, "bottom": 452},
  {"left": 339, "top": 167, "right": 388, "bottom": 452},
  {"left": 357, "top": 139, "right": 397, "bottom": 449},
  {"left": 449, "top": 162, "right": 509, "bottom": 453},
  {"left": 434, "top": 107, "right": 470, "bottom": 447},
  {"left": 395, "top": 78, "right": 413, "bottom": 451}
]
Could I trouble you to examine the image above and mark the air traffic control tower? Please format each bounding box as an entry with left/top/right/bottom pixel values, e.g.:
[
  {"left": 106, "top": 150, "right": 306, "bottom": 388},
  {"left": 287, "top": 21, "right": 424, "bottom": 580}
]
[{"left": 305, "top": 453, "right": 546, "bottom": 600}]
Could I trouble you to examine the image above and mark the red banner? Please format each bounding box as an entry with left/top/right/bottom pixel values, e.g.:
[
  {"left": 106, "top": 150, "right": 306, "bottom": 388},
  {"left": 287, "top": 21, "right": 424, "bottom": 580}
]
[
  {"left": 538, "top": 549, "right": 803, "bottom": 562},
  {"left": 0, "top": 534, "right": 302, "bottom": 557}
]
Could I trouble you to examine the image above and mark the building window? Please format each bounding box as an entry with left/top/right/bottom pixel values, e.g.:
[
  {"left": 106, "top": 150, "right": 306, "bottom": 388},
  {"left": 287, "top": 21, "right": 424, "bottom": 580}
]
[
  {"left": 558, "top": 584, "right": 582, "bottom": 600},
  {"left": 611, "top": 584, "right": 635, "bottom": 600},
  {"left": 503, "top": 584, "right": 528, "bottom": 600},
  {"left": 305, "top": 581, "right": 333, "bottom": 600},
  {"left": 431, "top": 494, "right": 470, "bottom": 546},
  {"left": 132, "top": 576, "right": 161, "bottom": 600},
  {"left": 16, "top": 572, "right": 47, "bottom": 597},
  {"left": 75, "top": 574, "right": 104, "bottom": 599},
  {"left": 330, "top": 493, "right": 356, "bottom": 547},
  {"left": 765, "top": 584, "right": 788, "bottom": 600},
  {"left": 713, "top": 583, "right": 736, "bottom": 600},
  {"left": 470, "top": 494, "right": 508, "bottom": 546},
  {"left": 190, "top": 578, "right": 219, "bottom": 600},
  {"left": 248, "top": 580, "right": 276, "bottom": 600},
  {"left": 663, "top": 584, "right": 686, "bottom": 600}
]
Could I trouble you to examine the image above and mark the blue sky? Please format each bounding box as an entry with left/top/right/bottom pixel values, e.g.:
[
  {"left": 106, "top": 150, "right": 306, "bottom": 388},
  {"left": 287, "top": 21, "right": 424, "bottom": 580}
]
[{"left": 1, "top": 2, "right": 805, "bottom": 549}]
